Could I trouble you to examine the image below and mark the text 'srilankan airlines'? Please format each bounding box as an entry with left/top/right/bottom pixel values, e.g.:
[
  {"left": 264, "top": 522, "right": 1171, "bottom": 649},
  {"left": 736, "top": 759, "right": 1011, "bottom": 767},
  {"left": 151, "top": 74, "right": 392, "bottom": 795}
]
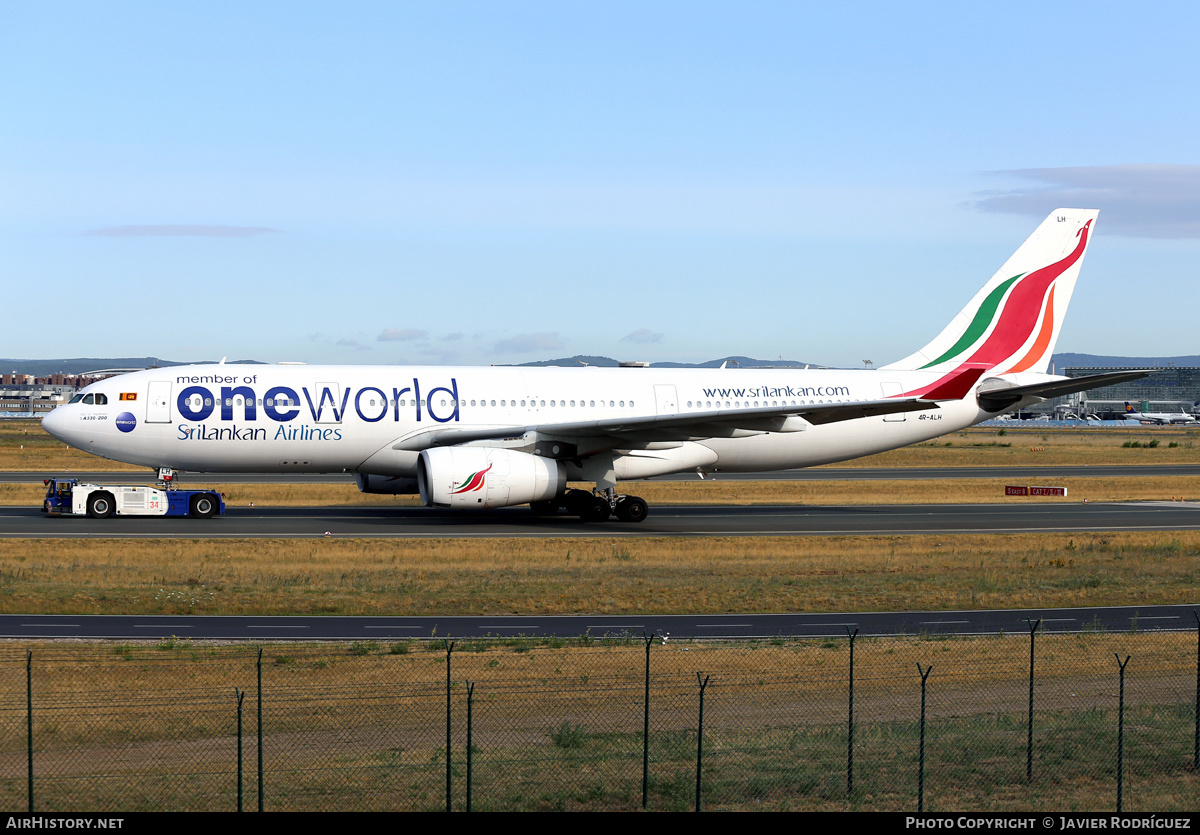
[{"left": 43, "top": 209, "right": 1148, "bottom": 522}]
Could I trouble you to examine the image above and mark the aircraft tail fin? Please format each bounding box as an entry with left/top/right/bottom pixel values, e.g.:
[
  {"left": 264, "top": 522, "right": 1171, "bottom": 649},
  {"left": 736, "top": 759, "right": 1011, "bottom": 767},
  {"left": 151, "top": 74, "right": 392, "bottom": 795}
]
[{"left": 884, "top": 209, "right": 1098, "bottom": 375}]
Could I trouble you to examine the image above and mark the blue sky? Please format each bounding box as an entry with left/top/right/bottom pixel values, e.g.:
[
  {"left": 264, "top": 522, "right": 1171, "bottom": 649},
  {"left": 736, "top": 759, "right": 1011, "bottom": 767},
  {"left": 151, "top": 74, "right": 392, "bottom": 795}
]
[{"left": 4, "top": 2, "right": 1199, "bottom": 368}]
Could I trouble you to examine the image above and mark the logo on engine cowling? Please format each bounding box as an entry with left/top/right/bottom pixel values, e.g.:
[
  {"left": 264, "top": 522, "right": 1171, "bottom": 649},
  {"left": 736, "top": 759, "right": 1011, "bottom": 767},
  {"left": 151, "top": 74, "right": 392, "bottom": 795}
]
[
  {"left": 115, "top": 412, "right": 137, "bottom": 433},
  {"left": 450, "top": 464, "right": 492, "bottom": 495}
]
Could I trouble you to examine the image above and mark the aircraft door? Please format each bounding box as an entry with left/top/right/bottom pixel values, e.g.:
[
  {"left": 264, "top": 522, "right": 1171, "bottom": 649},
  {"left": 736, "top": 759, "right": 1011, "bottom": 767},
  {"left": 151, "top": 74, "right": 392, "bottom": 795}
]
[
  {"left": 146, "top": 381, "right": 172, "bottom": 423},
  {"left": 654, "top": 384, "right": 679, "bottom": 415}
]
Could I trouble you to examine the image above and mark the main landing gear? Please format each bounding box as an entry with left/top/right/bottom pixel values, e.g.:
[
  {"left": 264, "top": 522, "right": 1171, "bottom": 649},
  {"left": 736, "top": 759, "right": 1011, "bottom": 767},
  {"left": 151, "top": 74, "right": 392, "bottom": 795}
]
[{"left": 530, "top": 488, "right": 650, "bottom": 523}]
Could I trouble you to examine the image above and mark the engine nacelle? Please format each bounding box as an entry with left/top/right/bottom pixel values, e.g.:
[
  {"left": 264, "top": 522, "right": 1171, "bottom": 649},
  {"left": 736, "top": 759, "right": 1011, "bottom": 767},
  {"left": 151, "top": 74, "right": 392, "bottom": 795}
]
[
  {"left": 418, "top": 447, "right": 566, "bottom": 509},
  {"left": 355, "top": 473, "right": 419, "bottom": 495}
]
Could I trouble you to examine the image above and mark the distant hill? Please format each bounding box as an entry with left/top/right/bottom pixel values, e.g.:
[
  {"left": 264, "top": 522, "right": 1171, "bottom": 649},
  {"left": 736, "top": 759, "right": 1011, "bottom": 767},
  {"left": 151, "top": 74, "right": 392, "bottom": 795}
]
[
  {"left": 1052, "top": 353, "right": 1200, "bottom": 369},
  {"left": 5, "top": 353, "right": 1197, "bottom": 377},
  {"left": 0, "top": 358, "right": 262, "bottom": 377},
  {"left": 516, "top": 355, "right": 822, "bottom": 369}
]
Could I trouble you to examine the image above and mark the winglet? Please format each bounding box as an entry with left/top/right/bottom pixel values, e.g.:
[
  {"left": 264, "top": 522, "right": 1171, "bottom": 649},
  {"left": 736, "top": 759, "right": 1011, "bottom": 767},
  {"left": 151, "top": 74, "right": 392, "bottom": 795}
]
[{"left": 918, "top": 365, "right": 987, "bottom": 401}]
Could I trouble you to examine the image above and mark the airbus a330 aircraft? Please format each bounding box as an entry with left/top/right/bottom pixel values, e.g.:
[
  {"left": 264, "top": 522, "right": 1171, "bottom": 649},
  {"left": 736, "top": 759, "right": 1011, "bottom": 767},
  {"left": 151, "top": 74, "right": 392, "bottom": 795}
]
[{"left": 43, "top": 209, "right": 1148, "bottom": 522}]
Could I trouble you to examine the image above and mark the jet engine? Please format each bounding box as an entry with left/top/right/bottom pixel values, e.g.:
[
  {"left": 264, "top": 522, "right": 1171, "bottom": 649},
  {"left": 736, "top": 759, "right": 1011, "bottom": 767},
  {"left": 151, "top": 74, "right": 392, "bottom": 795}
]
[{"left": 418, "top": 447, "right": 566, "bottom": 509}]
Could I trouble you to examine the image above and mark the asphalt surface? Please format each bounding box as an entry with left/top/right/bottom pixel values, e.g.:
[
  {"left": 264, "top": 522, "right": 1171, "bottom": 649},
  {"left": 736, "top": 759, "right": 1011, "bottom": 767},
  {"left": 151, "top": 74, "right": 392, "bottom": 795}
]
[
  {"left": 2, "top": 605, "right": 1195, "bottom": 641},
  {"left": 5, "top": 500, "right": 1200, "bottom": 538},
  {"left": 7, "top": 467, "right": 1197, "bottom": 645},
  {"left": 8, "top": 464, "right": 1200, "bottom": 483}
]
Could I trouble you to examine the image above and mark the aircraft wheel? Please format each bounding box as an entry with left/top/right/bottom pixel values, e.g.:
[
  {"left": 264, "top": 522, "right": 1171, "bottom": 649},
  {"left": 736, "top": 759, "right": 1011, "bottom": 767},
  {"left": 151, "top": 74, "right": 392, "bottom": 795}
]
[
  {"left": 615, "top": 495, "right": 649, "bottom": 523},
  {"left": 579, "top": 496, "right": 611, "bottom": 522},
  {"left": 529, "top": 500, "right": 559, "bottom": 516},
  {"left": 564, "top": 489, "right": 593, "bottom": 517},
  {"left": 87, "top": 493, "right": 114, "bottom": 519},
  {"left": 190, "top": 494, "right": 217, "bottom": 518}
]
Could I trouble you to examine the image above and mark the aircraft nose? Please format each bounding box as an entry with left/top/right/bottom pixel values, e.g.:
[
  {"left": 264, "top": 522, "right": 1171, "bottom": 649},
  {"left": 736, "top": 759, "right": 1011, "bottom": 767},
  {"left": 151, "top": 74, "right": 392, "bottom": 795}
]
[{"left": 41, "top": 407, "right": 69, "bottom": 442}]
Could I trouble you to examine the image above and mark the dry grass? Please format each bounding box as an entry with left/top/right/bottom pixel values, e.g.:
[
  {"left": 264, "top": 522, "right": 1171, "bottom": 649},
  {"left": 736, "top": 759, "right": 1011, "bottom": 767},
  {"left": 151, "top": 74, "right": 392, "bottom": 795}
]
[
  {"left": 6, "top": 420, "right": 1200, "bottom": 473},
  {"left": 0, "top": 633, "right": 1194, "bottom": 811},
  {"left": 2, "top": 531, "right": 1199, "bottom": 616},
  {"left": 0, "top": 421, "right": 140, "bottom": 472},
  {"left": 834, "top": 425, "right": 1200, "bottom": 468}
]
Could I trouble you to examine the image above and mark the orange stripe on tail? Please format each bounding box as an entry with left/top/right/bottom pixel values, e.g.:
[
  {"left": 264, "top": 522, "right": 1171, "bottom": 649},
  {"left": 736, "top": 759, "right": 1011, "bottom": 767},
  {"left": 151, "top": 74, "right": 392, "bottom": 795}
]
[{"left": 1005, "top": 286, "right": 1056, "bottom": 373}]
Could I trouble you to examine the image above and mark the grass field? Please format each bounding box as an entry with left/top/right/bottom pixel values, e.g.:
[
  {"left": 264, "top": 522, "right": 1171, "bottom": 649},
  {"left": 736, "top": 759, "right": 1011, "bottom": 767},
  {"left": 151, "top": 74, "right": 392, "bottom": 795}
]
[
  {"left": 6, "top": 419, "right": 1200, "bottom": 472},
  {"left": 2, "top": 531, "right": 1198, "bottom": 616},
  {"left": 2, "top": 633, "right": 1195, "bottom": 811},
  {"left": 4, "top": 422, "right": 1198, "bottom": 811},
  {"left": 4, "top": 419, "right": 1200, "bottom": 617}
]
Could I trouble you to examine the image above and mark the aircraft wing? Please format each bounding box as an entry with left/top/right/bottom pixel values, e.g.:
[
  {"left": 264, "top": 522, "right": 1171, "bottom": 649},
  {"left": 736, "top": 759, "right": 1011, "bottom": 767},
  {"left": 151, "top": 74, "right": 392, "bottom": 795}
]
[
  {"left": 391, "top": 365, "right": 989, "bottom": 451},
  {"left": 393, "top": 396, "right": 940, "bottom": 452},
  {"left": 976, "top": 370, "right": 1153, "bottom": 411}
]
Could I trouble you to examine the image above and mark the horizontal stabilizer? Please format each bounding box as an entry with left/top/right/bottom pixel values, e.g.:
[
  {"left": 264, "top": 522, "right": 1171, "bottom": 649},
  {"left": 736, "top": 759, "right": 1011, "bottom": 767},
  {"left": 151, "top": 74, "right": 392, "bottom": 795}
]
[{"left": 977, "top": 370, "right": 1153, "bottom": 412}]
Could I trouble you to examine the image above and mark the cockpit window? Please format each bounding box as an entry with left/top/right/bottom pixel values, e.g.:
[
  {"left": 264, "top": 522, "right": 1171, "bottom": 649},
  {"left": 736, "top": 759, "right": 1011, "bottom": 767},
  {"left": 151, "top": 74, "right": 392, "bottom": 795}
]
[
  {"left": 69, "top": 394, "right": 82, "bottom": 404},
  {"left": 82, "top": 394, "right": 93, "bottom": 405},
  {"left": 94, "top": 394, "right": 107, "bottom": 405}
]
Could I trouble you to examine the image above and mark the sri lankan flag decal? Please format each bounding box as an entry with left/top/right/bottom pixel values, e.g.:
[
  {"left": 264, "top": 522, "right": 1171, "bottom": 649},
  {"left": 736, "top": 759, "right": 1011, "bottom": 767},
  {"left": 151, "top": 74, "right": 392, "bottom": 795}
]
[{"left": 450, "top": 464, "right": 493, "bottom": 495}]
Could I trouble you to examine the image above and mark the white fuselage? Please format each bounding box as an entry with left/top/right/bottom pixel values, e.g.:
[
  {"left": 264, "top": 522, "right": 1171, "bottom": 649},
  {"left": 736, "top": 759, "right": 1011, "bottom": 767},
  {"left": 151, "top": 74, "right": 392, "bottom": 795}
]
[{"left": 42, "top": 363, "right": 1015, "bottom": 478}]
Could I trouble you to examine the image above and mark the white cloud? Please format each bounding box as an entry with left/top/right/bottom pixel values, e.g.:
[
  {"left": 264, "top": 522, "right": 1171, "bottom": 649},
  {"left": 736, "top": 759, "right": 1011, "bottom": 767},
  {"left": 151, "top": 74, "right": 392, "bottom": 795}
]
[
  {"left": 975, "top": 165, "right": 1200, "bottom": 238},
  {"left": 621, "top": 328, "right": 664, "bottom": 344},
  {"left": 83, "top": 225, "right": 280, "bottom": 238}
]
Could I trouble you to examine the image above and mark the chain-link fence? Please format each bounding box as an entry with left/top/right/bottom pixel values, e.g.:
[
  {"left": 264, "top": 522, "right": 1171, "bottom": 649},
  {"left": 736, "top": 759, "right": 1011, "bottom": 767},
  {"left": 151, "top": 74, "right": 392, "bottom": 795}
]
[{"left": 1, "top": 625, "right": 1198, "bottom": 812}]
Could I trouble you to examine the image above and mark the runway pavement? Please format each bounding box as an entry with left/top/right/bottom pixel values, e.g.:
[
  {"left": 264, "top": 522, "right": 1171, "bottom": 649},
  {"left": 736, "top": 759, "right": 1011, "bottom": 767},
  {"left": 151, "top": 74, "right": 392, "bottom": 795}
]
[
  {"left": 2, "top": 604, "right": 1195, "bottom": 641},
  {"left": 4, "top": 500, "right": 1200, "bottom": 538}
]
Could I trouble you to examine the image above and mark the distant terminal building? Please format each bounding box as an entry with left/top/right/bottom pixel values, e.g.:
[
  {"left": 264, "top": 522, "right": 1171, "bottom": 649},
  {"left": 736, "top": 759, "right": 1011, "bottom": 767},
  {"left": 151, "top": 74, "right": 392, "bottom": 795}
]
[
  {"left": 1061, "top": 367, "right": 1200, "bottom": 417},
  {"left": 0, "top": 371, "right": 125, "bottom": 418}
]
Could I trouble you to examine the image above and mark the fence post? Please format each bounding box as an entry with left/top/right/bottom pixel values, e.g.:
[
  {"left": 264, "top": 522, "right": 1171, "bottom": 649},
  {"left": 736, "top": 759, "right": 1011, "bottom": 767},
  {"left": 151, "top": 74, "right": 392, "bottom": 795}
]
[
  {"left": 642, "top": 632, "right": 655, "bottom": 810},
  {"left": 695, "top": 672, "right": 710, "bottom": 812},
  {"left": 235, "top": 688, "right": 245, "bottom": 812},
  {"left": 256, "top": 647, "right": 264, "bottom": 812},
  {"left": 846, "top": 627, "right": 858, "bottom": 797},
  {"left": 445, "top": 640, "right": 455, "bottom": 813},
  {"left": 916, "top": 663, "right": 933, "bottom": 813},
  {"left": 1026, "top": 618, "right": 1041, "bottom": 781},
  {"left": 466, "top": 680, "right": 475, "bottom": 813},
  {"left": 1115, "top": 654, "right": 1131, "bottom": 813},
  {"left": 25, "top": 649, "right": 32, "bottom": 813}
]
